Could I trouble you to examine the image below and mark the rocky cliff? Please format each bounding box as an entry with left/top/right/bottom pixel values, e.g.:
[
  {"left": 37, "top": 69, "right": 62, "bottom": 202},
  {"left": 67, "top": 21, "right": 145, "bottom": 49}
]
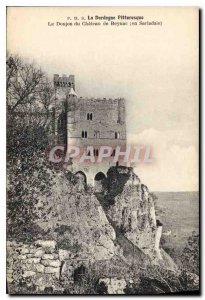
[
  {"left": 97, "top": 166, "right": 177, "bottom": 271},
  {"left": 102, "top": 167, "right": 159, "bottom": 258},
  {"left": 34, "top": 170, "right": 116, "bottom": 261},
  {"left": 7, "top": 165, "right": 178, "bottom": 294}
]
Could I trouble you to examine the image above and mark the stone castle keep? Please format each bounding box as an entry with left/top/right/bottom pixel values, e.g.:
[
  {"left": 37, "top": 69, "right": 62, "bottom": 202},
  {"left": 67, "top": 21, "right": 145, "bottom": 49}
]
[{"left": 52, "top": 74, "right": 127, "bottom": 186}]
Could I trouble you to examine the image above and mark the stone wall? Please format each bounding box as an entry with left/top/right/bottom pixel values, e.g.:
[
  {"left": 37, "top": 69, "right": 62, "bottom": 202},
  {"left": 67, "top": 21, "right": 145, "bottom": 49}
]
[
  {"left": 7, "top": 239, "right": 130, "bottom": 294},
  {"left": 7, "top": 239, "right": 95, "bottom": 293},
  {"left": 7, "top": 240, "right": 62, "bottom": 292}
]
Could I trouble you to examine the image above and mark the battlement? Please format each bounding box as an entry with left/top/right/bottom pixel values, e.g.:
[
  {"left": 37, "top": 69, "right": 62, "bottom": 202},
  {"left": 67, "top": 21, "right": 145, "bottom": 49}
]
[
  {"left": 78, "top": 97, "right": 124, "bottom": 101},
  {"left": 78, "top": 97, "right": 125, "bottom": 106},
  {"left": 54, "top": 74, "right": 75, "bottom": 89}
]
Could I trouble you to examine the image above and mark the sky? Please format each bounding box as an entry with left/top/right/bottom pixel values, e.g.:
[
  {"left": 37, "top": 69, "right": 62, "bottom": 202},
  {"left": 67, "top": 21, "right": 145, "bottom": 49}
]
[{"left": 7, "top": 7, "right": 199, "bottom": 191}]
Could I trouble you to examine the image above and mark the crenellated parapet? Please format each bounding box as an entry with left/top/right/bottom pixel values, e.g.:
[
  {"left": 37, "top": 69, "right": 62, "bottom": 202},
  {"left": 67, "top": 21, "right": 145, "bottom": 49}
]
[{"left": 54, "top": 74, "right": 75, "bottom": 90}]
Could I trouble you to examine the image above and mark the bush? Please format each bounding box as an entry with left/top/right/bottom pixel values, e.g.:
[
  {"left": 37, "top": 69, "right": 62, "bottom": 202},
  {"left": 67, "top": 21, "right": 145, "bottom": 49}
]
[
  {"left": 180, "top": 231, "right": 199, "bottom": 275},
  {"left": 7, "top": 123, "right": 52, "bottom": 241},
  {"left": 124, "top": 265, "right": 199, "bottom": 295},
  {"left": 66, "top": 265, "right": 103, "bottom": 294}
]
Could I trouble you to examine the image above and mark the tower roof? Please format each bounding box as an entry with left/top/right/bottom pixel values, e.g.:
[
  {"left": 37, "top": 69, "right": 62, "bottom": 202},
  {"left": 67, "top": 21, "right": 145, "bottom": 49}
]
[{"left": 69, "top": 87, "right": 77, "bottom": 97}]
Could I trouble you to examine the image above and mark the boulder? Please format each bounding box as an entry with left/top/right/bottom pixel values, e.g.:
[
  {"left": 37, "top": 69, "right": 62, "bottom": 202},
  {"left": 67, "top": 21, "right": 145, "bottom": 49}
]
[
  {"left": 22, "top": 271, "right": 36, "bottom": 278},
  {"left": 41, "top": 259, "right": 61, "bottom": 268},
  {"left": 59, "top": 249, "right": 73, "bottom": 261},
  {"left": 44, "top": 266, "right": 60, "bottom": 274},
  {"left": 42, "top": 253, "right": 59, "bottom": 260},
  {"left": 99, "top": 277, "right": 127, "bottom": 294},
  {"left": 34, "top": 240, "right": 56, "bottom": 249},
  {"left": 34, "top": 264, "right": 45, "bottom": 273},
  {"left": 27, "top": 258, "right": 41, "bottom": 264},
  {"left": 34, "top": 249, "right": 45, "bottom": 257}
]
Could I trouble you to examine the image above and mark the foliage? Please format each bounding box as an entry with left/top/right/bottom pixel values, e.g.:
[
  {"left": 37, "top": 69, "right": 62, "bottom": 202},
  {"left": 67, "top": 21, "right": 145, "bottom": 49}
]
[
  {"left": 124, "top": 265, "right": 199, "bottom": 295},
  {"left": 54, "top": 225, "right": 73, "bottom": 236},
  {"left": 180, "top": 231, "right": 199, "bottom": 275},
  {"left": 57, "top": 239, "right": 81, "bottom": 252},
  {"left": 6, "top": 126, "right": 52, "bottom": 241},
  {"left": 7, "top": 54, "right": 55, "bottom": 242},
  {"left": 64, "top": 265, "right": 107, "bottom": 295},
  {"left": 7, "top": 54, "right": 54, "bottom": 116},
  {"left": 64, "top": 171, "right": 78, "bottom": 185},
  {"left": 161, "top": 231, "right": 199, "bottom": 277}
]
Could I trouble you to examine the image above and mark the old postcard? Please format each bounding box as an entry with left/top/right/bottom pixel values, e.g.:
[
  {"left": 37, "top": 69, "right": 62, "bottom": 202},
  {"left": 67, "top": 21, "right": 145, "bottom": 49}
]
[{"left": 6, "top": 6, "right": 199, "bottom": 295}]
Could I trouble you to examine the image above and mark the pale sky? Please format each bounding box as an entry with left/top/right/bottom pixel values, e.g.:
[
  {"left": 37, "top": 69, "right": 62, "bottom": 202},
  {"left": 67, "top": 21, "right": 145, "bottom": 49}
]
[{"left": 7, "top": 7, "right": 199, "bottom": 191}]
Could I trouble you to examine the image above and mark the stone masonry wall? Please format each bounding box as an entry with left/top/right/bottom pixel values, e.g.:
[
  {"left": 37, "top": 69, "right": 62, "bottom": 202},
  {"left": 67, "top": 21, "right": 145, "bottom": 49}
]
[
  {"left": 67, "top": 97, "right": 126, "bottom": 142},
  {"left": 7, "top": 239, "right": 129, "bottom": 294},
  {"left": 7, "top": 239, "right": 91, "bottom": 293}
]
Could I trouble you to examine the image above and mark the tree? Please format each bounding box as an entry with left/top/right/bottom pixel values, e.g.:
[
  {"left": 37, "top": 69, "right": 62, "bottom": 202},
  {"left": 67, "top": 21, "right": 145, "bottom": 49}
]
[
  {"left": 6, "top": 54, "right": 55, "bottom": 241},
  {"left": 7, "top": 54, "right": 43, "bottom": 113},
  {"left": 7, "top": 53, "right": 55, "bottom": 129}
]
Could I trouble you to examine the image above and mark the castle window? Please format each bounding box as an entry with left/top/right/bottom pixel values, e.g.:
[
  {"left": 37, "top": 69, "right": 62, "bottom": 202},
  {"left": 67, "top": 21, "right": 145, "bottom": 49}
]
[
  {"left": 94, "top": 149, "right": 99, "bottom": 156},
  {"left": 115, "top": 132, "right": 120, "bottom": 139},
  {"left": 81, "top": 131, "right": 87, "bottom": 138},
  {"left": 87, "top": 113, "right": 93, "bottom": 120}
]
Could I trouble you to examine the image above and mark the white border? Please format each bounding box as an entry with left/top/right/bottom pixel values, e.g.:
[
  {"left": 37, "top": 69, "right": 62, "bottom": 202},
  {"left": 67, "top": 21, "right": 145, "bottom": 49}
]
[
  {"left": 1, "top": 0, "right": 204, "bottom": 6},
  {"left": 0, "top": 0, "right": 203, "bottom": 299}
]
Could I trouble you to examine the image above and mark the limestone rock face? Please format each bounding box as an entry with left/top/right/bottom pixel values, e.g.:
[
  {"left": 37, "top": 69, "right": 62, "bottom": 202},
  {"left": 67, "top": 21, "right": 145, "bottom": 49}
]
[
  {"left": 35, "top": 171, "right": 116, "bottom": 261},
  {"left": 104, "top": 167, "right": 158, "bottom": 258},
  {"left": 108, "top": 185, "right": 156, "bottom": 253}
]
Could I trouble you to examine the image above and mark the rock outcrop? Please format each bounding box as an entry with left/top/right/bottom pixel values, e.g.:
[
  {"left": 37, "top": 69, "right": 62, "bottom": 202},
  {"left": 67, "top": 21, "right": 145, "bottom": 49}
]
[
  {"left": 34, "top": 170, "right": 116, "bottom": 262},
  {"left": 7, "top": 165, "right": 178, "bottom": 294},
  {"left": 101, "top": 167, "right": 170, "bottom": 264}
]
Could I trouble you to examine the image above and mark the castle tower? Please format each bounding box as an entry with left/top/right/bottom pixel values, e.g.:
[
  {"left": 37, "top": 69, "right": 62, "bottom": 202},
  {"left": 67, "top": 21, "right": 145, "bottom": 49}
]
[
  {"left": 53, "top": 74, "right": 76, "bottom": 144},
  {"left": 66, "top": 87, "right": 78, "bottom": 146},
  {"left": 53, "top": 74, "right": 127, "bottom": 186}
]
